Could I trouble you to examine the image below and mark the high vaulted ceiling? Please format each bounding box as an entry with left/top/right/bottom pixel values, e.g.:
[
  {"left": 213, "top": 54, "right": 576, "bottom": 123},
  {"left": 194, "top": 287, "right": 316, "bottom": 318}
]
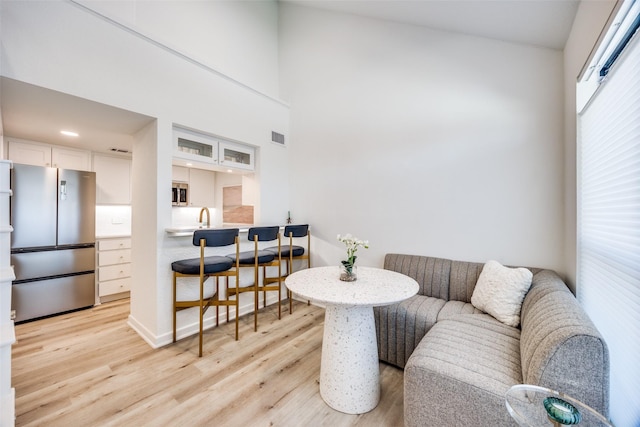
[
  {"left": 283, "top": 0, "right": 581, "bottom": 50},
  {"left": 2, "top": 1, "right": 581, "bottom": 155}
]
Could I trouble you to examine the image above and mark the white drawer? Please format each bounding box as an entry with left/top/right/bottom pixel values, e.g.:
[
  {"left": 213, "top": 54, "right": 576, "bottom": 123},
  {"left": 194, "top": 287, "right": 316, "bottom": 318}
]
[
  {"left": 98, "top": 249, "right": 131, "bottom": 266},
  {"left": 99, "top": 277, "right": 131, "bottom": 296},
  {"left": 98, "top": 238, "right": 131, "bottom": 251},
  {"left": 99, "top": 263, "right": 131, "bottom": 282}
]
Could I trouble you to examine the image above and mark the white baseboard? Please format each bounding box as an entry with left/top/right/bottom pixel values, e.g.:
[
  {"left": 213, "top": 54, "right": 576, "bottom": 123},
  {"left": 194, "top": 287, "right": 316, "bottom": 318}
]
[
  {"left": 129, "top": 292, "right": 287, "bottom": 349},
  {"left": 0, "top": 388, "right": 15, "bottom": 427}
]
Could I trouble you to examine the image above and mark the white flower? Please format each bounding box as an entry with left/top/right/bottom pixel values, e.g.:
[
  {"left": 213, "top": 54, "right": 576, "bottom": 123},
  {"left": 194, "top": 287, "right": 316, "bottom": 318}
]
[{"left": 337, "top": 233, "right": 369, "bottom": 268}]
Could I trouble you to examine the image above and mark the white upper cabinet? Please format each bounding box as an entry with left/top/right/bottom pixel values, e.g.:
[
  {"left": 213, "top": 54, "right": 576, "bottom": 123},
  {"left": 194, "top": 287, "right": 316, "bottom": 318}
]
[
  {"left": 8, "top": 140, "right": 51, "bottom": 167},
  {"left": 173, "top": 126, "right": 218, "bottom": 166},
  {"left": 171, "top": 165, "right": 215, "bottom": 207},
  {"left": 171, "top": 165, "right": 189, "bottom": 183},
  {"left": 93, "top": 154, "right": 132, "bottom": 205},
  {"left": 188, "top": 168, "right": 215, "bottom": 207},
  {"left": 219, "top": 141, "right": 255, "bottom": 171},
  {"left": 172, "top": 125, "right": 256, "bottom": 173},
  {"left": 52, "top": 146, "right": 92, "bottom": 171},
  {"left": 8, "top": 140, "right": 91, "bottom": 171}
]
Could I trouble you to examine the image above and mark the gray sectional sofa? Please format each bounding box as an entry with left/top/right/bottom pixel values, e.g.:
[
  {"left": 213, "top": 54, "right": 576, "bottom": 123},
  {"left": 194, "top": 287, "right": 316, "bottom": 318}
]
[{"left": 374, "top": 253, "right": 609, "bottom": 427}]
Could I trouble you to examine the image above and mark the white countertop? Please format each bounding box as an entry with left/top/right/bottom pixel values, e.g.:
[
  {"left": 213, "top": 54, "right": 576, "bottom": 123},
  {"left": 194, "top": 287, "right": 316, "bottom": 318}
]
[
  {"left": 165, "top": 225, "right": 252, "bottom": 237},
  {"left": 165, "top": 224, "right": 286, "bottom": 237}
]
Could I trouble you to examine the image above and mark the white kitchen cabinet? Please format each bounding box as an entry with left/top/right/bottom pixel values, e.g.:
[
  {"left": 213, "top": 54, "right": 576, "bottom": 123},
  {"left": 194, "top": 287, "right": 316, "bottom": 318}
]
[
  {"left": 97, "top": 237, "right": 131, "bottom": 302},
  {"left": 8, "top": 140, "right": 91, "bottom": 171},
  {"left": 99, "top": 263, "right": 132, "bottom": 282},
  {"left": 188, "top": 168, "right": 215, "bottom": 207},
  {"left": 172, "top": 165, "right": 189, "bottom": 183},
  {"left": 52, "top": 147, "right": 91, "bottom": 170},
  {"left": 93, "top": 154, "right": 132, "bottom": 205},
  {"left": 219, "top": 141, "right": 255, "bottom": 171},
  {"left": 0, "top": 160, "right": 16, "bottom": 426},
  {"left": 99, "top": 237, "right": 131, "bottom": 251},
  {"left": 8, "top": 140, "right": 51, "bottom": 167},
  {"left": 173, "top": 127, "right": 218, "bottom": 166},
  {"left": 172, "top": 166, "right": 215, "bottom": 207}
]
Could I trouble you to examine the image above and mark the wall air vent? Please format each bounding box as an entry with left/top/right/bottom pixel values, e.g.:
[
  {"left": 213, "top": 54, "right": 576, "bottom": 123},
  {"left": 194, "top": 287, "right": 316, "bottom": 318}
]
[
  {"left": 271, "top": 131, "right": 285, "bottom": 145},
  {"left": 109, "top": 148, "right": 131, "bottom": 154}
]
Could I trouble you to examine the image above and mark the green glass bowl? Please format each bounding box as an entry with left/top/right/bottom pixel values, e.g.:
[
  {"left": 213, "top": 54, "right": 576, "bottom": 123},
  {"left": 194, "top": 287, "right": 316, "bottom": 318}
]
[{"left": 543, "top": 396, "right": 582, "bottom": 425}]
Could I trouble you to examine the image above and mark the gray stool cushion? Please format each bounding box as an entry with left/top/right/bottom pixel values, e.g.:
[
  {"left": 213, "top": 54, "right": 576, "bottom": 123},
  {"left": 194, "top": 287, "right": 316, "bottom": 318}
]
[
  {"left": 227, "top": 250, "right": 275, "bottom": 265},
  {"left": 171, "top": 256, "right": 234, "bottom": 275},
  {"left": 265, "top": 245, "right": 304, "bottom": 257}
]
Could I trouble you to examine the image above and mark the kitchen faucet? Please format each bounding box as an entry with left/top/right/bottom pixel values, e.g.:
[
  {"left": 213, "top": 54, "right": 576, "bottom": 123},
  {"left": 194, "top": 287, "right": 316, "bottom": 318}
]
[{"left": 199, "top": 207, "right": 210, "bottom": 228}]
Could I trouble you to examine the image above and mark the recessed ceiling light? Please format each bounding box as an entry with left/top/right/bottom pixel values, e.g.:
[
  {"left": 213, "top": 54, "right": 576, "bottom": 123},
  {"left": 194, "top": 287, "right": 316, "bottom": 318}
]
[
  {"left": 60, "top": 130, "right": 79, "bottom": 137},
  {"left": 186, "top": 163, "right": 193, "bottom": 167},
  {"left": 227, "top": 169, "right": 233, "bottom": 173}
]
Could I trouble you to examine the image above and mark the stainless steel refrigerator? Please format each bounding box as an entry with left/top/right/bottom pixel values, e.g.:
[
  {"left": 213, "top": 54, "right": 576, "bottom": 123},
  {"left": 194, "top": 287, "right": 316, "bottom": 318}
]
[{"left": 10, "top": 164, "right": 96, "bottom": 322}]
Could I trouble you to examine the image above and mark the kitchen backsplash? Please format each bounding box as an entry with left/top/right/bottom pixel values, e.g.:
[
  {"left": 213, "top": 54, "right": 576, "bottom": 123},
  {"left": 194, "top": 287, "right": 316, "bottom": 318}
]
[
  {"left": 172, "top": 206, "right": 219, "bottom": 227},
  {"left": 96, "top": 205, "right": 131, "bottom": 237},
  {"left": 96, "top": 206, "right": 221, "bottom": 237}
]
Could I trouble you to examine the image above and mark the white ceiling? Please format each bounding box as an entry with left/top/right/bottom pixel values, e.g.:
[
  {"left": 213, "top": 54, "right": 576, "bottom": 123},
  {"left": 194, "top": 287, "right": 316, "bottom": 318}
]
[
  {"left": 1, "top": 1, "right": 580, "bottom": 154},
  {"left": 284, "top": 0, "right": 580, "bottom": 50}
]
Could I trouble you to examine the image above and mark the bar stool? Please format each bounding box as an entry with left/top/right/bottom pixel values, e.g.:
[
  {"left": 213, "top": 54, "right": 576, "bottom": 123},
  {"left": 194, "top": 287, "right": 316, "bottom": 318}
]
[
  {"left": 266, "top": 224, "right": 310, "bottom": 313},
  {"left": 226, "top": 226, "right": 282, "bottom": 331},
  {"left": 171, "top": 228, "right": 240, "bottom": 357}
]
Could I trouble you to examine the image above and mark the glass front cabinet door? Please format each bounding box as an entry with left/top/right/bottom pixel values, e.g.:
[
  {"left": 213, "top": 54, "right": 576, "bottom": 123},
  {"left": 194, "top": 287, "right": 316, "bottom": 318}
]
[
  {"left": 173, "top": 127, "right": 218, "bottom": 166},
  {"left": 219, "top": 141, "right": 255, "bottom": 171}
]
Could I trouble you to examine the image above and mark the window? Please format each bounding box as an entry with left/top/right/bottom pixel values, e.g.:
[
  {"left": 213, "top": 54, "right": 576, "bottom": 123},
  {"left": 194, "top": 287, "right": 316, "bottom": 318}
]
[{"left": 577, "top": 2, "right": 640, "bottom": 426}]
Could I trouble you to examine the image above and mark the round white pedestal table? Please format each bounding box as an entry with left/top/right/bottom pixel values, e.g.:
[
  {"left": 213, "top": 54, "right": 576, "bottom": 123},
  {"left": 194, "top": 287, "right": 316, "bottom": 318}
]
[{"left": 285, "top": 266, "right": 419, "bottom": 414}]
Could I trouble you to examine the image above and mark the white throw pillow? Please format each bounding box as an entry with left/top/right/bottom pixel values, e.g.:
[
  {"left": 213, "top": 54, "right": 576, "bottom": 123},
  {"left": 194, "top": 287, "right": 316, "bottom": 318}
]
[{"left": 471, "top": 260, "right": 533, "bottom": 327}]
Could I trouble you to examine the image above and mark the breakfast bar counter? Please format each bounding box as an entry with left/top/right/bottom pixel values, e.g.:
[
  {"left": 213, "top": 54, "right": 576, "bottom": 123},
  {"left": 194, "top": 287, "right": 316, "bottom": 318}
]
[{"left": 165, "top": 225, "right": 253, "bottom": 237}]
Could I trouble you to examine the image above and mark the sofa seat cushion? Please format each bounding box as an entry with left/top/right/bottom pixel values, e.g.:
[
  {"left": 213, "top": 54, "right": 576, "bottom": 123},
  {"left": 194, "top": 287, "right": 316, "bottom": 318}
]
[
  {"left": 404, "top": 314, "right": 522, "bottom": 427},
  {"left": 374, "top": 294, "right": 446, "bottom": 368},
  {"left": 437, "top": 300, "right": 484, "bottom": 321}
]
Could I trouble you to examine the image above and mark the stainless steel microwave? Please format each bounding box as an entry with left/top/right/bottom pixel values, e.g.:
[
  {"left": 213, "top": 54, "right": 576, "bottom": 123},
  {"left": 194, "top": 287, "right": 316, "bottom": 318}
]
[{"left": 172, "top": 182, "right": 188, "bottom": 206}]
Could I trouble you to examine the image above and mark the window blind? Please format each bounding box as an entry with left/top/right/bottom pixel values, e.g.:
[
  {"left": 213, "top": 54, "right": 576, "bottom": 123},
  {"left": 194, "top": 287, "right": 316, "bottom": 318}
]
[{"left": 578, "top": 27, "right": 640, "bottom": 427}]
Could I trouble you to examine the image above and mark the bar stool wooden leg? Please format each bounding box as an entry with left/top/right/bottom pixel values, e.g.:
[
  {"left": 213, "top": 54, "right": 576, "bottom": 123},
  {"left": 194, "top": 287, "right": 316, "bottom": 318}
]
[
  {"left": 173, "top": 272, "right": 178, "bottom": 342},
  {"left": 254, "top": 256, "right": 259, "bottom": 332}
]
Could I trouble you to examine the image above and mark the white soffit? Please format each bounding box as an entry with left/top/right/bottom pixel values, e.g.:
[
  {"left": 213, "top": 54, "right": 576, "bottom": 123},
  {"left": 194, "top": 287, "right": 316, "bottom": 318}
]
[{"left": 0, "top": 77, "right": 154, "bottom": 154}]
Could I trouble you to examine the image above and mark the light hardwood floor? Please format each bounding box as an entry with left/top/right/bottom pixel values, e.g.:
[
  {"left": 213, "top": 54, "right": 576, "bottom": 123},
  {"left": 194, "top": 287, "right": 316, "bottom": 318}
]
[{"left": 12, "top": 299, "right": 404, "bottom": 426}]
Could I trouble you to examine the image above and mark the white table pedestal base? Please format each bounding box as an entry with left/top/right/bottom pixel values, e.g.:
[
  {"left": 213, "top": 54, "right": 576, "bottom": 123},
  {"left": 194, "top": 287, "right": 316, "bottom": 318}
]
[
  {"left": 320, "top": 304, "right": 380, "bottom": 414},
  {"left": 285, "top": 266, "right": 419, "bottom": 414}
]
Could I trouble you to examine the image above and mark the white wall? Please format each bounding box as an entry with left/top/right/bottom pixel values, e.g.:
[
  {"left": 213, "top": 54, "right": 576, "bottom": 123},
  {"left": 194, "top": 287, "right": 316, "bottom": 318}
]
[
  {"left": 129, "top": 119, "right": 161, "bottom": 345},
  {"left": 279, "top": 4, "right": 565, "bottom": 272},
  {"left": 0, "top": 0, "right": 289, "bottom": 347},
  {"left": 562, "top": 0, "right": 617, "bottom": 290}
]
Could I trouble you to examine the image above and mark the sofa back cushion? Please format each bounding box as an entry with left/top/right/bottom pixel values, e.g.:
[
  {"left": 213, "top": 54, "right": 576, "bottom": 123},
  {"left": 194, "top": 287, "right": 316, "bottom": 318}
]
[
  {"left": 384, "top": 254, "right": 452, "bottom": 300},
  {"left": 384, "top": 254, "right": 486, "bottom": 303},
  {"left": 520, "top": 270, "right": 610, "bottom": 416},
  {"left": 448, "top": 260, "right": 484, "bottom": 303}
]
